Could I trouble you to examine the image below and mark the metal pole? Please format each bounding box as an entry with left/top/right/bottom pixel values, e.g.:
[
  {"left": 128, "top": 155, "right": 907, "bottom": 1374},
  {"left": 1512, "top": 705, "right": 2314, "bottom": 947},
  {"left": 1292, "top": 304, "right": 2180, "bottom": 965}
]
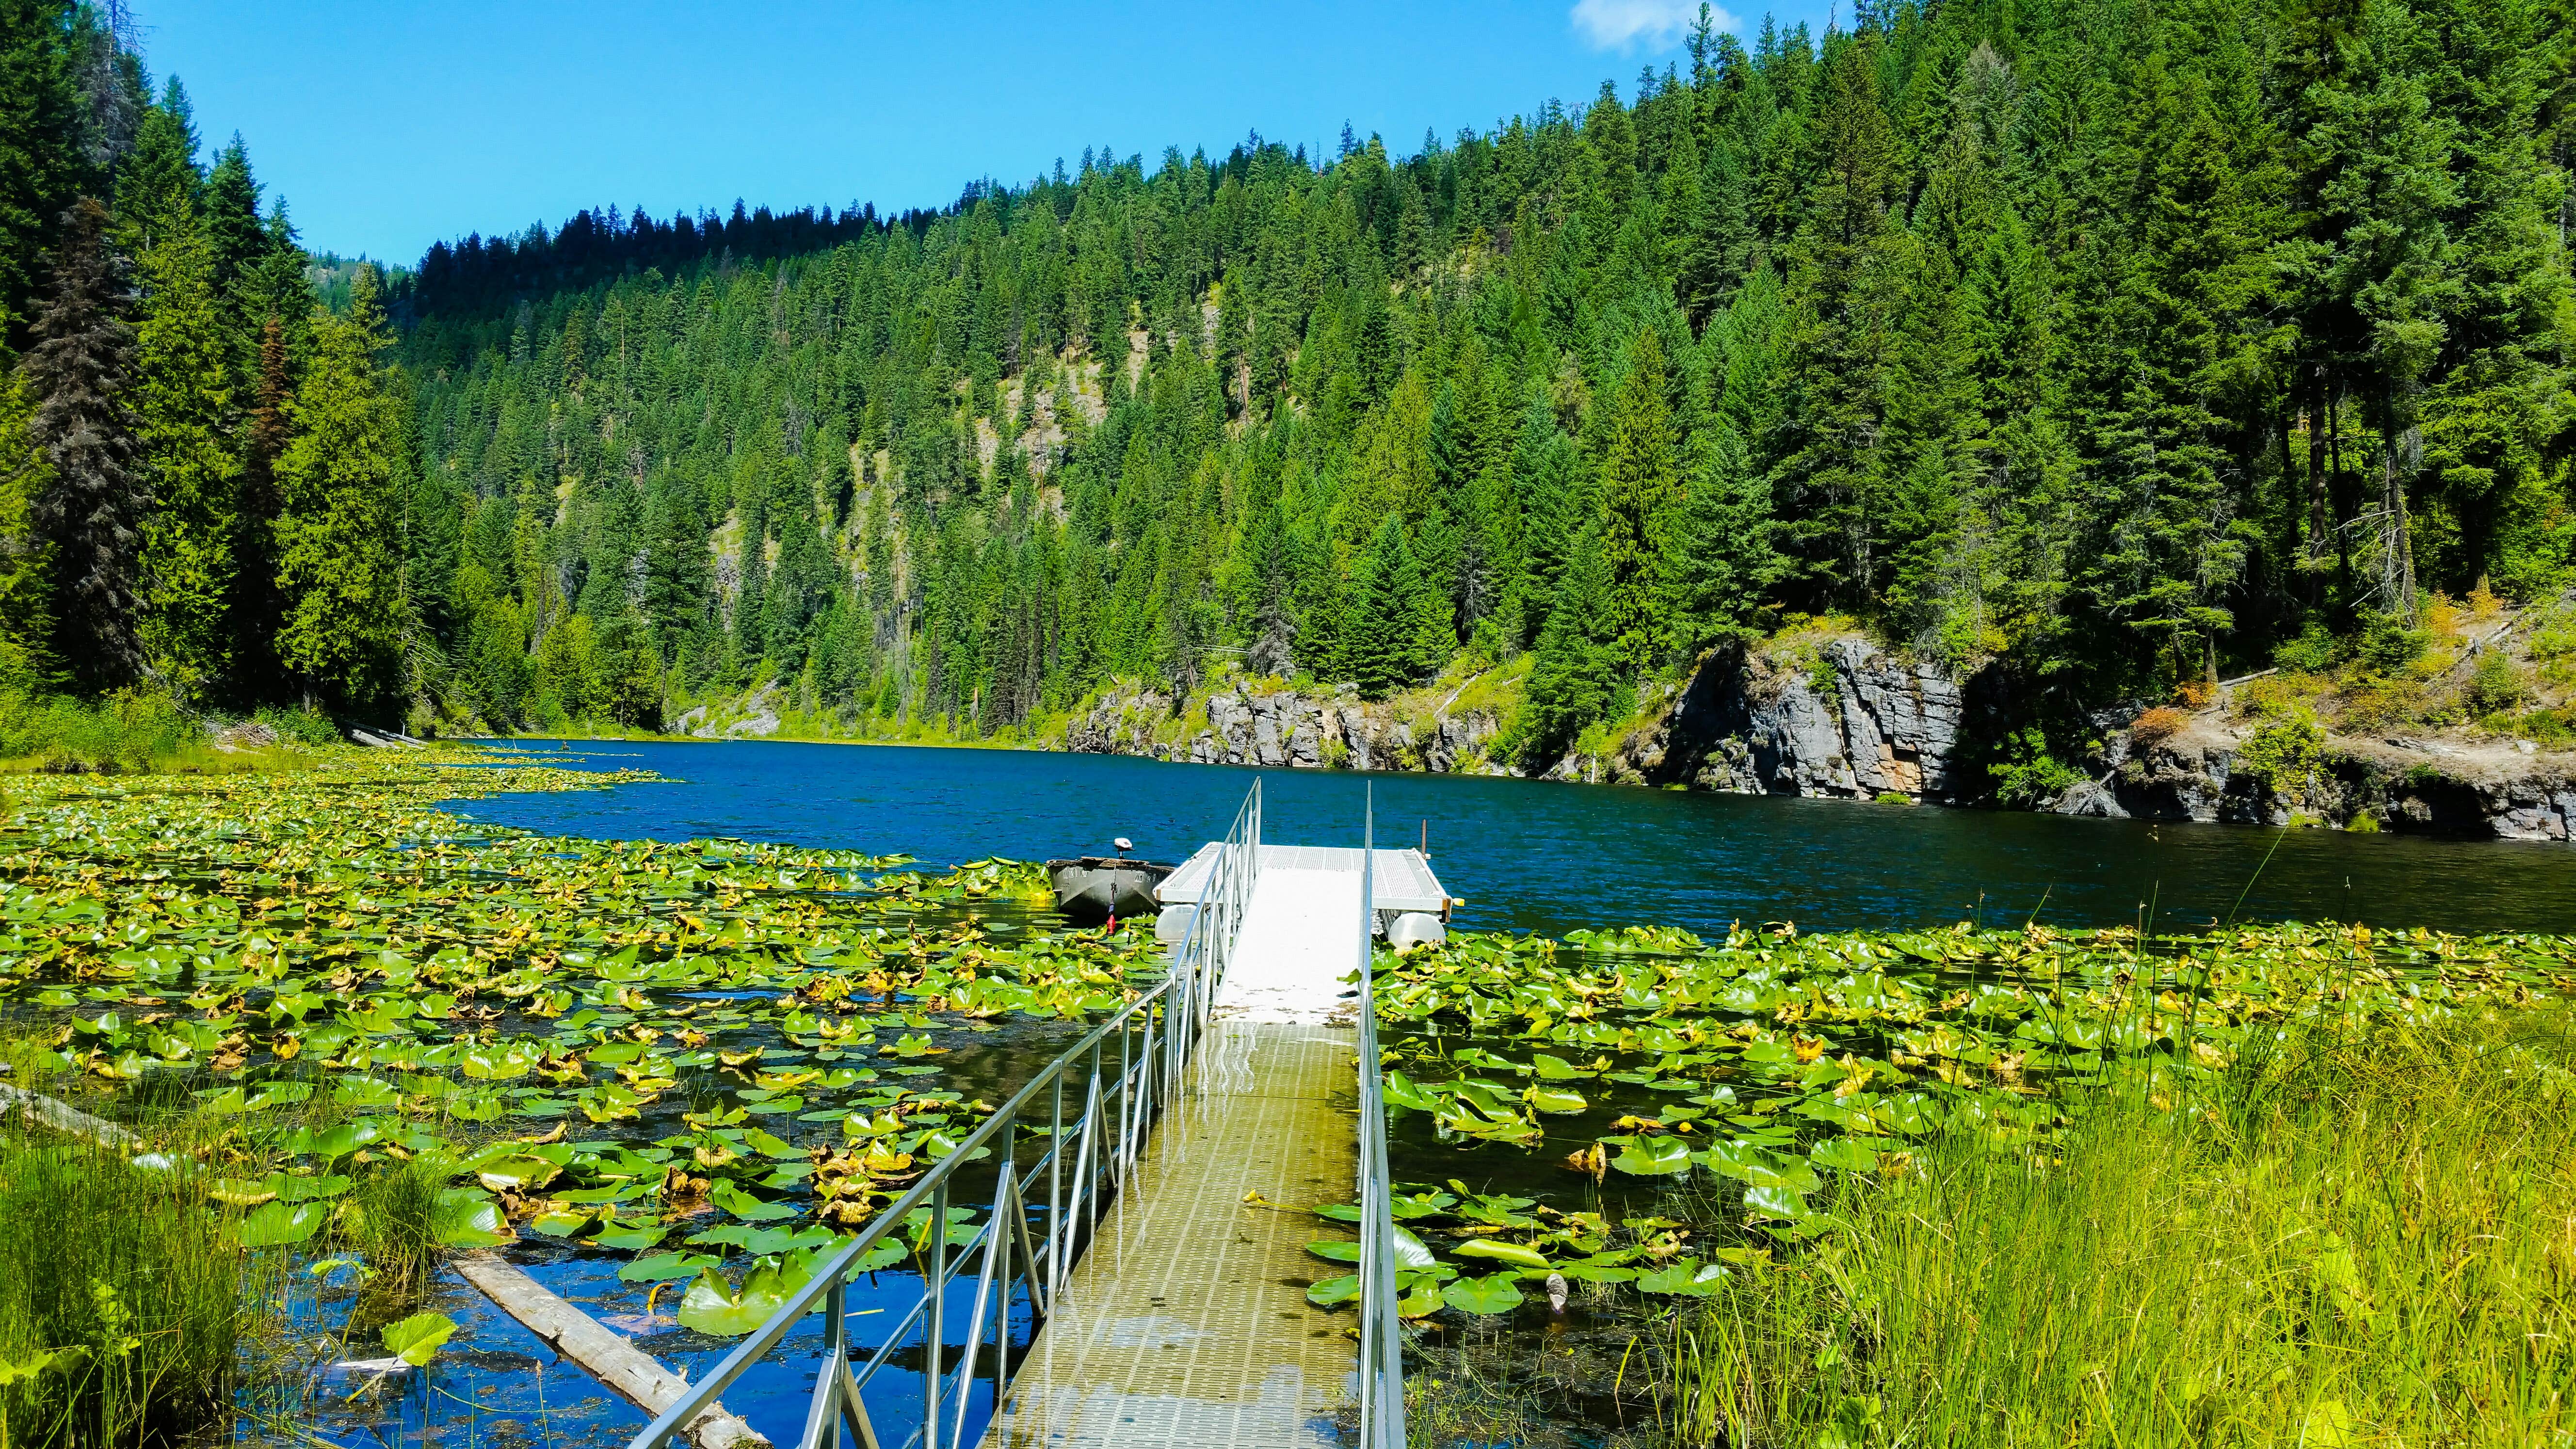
[{"left": 924, "top": 1178, "right": 947, "bottom": 1449}]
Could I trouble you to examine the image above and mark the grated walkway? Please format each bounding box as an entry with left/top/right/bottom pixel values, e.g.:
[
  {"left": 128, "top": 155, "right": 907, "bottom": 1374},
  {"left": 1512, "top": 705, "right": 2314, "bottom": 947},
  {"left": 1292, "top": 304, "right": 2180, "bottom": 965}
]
[{"left": 978, "top": 1022, "right": 1355, "bottom": 1449}]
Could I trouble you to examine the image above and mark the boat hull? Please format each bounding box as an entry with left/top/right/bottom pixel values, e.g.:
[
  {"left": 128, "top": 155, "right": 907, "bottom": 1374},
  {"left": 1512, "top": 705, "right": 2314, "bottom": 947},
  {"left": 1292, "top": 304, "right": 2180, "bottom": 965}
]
[{"left": 1044, "top": 857, "right": 1175, "bottom": 923}]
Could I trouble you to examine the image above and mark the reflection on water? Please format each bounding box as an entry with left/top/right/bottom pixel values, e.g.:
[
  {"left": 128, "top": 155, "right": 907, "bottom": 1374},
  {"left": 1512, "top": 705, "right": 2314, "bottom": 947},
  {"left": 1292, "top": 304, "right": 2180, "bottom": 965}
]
[{"left": 457, "top": 740, "right": 2576, "bottom": 936}]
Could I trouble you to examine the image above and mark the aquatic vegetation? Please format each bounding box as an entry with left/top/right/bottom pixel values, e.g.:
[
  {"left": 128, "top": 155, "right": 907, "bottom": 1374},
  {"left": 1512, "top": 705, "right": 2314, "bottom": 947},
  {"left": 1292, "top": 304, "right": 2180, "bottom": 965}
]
[
  {"left": 1654, "top": 1008, "right": 2576, "bottom": 1446},
  {"left": 0, "top": 750, "right": 1173, "bottom": 1401},
  {"left": 0, "top": 1115, "right": 249, "bottom": 1446},
  {"left": 1321, "top": 919, "right": 2576, "bottom": 1332}
]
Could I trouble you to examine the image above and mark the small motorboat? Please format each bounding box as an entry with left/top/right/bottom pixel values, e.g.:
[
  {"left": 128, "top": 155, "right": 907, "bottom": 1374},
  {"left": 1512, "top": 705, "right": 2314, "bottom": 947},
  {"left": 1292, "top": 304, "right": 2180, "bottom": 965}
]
[{"left": 1044, "top": 839, "right": 1175, "bottom": 923}]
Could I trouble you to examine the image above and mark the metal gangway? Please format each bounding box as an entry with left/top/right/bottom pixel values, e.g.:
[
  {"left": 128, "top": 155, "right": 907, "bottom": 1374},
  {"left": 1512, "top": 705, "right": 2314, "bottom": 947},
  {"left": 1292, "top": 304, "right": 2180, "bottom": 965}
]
[{"left": 628, "top": 779, "right": 1420, "bottom": 1449}]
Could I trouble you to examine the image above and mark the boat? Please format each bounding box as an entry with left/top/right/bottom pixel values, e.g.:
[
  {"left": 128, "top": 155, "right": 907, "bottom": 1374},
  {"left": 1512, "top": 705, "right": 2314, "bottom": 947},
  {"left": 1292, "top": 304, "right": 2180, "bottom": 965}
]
[{"left": 1043, "top": 845, "right": 1175, "bottom": 923}]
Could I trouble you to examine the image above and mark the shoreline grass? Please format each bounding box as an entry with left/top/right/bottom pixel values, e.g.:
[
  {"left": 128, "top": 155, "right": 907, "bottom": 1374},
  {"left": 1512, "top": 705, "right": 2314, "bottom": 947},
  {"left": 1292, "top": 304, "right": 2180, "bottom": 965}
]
[{"left": 1658, "top": 1007, "right": 2576, "bottom": 1447}]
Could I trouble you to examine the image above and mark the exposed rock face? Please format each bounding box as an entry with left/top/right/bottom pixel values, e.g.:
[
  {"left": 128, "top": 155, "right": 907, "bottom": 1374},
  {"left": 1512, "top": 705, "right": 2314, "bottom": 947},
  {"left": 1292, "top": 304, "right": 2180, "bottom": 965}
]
[
  {"left": 672, "top": 688, "right": 782, "bottom": 740},
  {"left": 2087, "top": 718, "right": 2576, "bottom": 839},
  {"left": 1618, "top": 639, "right": 1973, "bottom": 801},
  {"left": 1063, "top": 683, "right": 1501, "bottom": 773}
]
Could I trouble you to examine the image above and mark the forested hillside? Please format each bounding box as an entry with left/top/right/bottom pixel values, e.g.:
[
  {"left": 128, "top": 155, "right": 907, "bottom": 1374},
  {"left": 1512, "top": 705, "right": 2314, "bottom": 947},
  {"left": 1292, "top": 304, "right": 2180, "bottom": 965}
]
[
  {"left": 5, "top": 0, "right": 2574, "bottom": 779},
  {"left": 398, "top": 0, "right": 2576, "bottom": 765}
]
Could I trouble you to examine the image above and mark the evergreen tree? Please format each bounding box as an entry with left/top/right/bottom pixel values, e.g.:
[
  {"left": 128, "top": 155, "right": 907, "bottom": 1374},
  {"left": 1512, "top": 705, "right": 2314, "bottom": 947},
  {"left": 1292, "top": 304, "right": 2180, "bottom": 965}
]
[
  {"left": 23, "top": 195, "right": 146, "bottom": 691},
  {"left": 1520, "top": 520, "right": 1613, "bottom": 756},
  {"left": 273, "top": 267, "right": 405, "bottom": 707},
  {"left": 0, "top": 0, "right": 83, "bottom": 336},
  {"left": 1348, "top": 514, "right": 1433, "bottom": 698},
  {"left": 1596, "top": 328, "right": 1681, "bottom": 671},
  {"left": 228, "top": 314, "right": 286, "bottom": 679},
  {"left": 133, "top": 188, "right": 235, "bottom": 686},
  {"left": 0, "top": 372, "right": 52, "bottom": 681},
  {"left": 1673, "top": 418, "right": 1784, "bottom": 650}
]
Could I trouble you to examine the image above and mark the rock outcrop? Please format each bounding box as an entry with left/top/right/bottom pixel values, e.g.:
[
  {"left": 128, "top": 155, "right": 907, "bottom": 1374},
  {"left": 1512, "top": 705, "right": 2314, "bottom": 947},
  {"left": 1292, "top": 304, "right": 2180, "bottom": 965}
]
[
  {"left": 2081, "top": 713, "right": 2576, "bottom": 838},
  {"left": 1063, "top": 682, "right": 1502, "bottom": 773},
  {"left": 1611, "top": 638, "right": 1976, "bottom": 801},
  {"left": 1054, "top": 638, "right": 2576, "bottom": 845}
]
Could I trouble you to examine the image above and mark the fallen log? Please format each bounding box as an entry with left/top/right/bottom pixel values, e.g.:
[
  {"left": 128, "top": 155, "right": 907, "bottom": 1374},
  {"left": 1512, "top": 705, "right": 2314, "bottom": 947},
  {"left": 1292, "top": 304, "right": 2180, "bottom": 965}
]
[
  {"left": 0, "top": 1079, "right": 141, "bottom": 1147},
  {"left": 453, "top": 1253, "right": 770, "bottom": 1449}
]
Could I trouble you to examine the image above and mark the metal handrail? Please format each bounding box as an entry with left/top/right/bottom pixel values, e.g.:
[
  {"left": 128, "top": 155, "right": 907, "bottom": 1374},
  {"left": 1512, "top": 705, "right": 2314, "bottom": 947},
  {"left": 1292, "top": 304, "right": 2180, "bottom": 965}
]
[
  {"left": 628, "top": 780, "right": 1263, "bottom": 1449},
  {"left": 1353, "top": 785, "right": 1407, "bottom": 1449}
]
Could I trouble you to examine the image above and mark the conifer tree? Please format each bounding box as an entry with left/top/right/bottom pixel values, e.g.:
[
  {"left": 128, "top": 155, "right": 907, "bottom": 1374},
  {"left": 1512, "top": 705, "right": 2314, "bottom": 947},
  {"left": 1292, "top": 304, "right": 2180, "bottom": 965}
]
[
  {"left": 1349, "top": 514, "right": 1433, "bottom": 698},
  {"left": 228, "top": 314, "right": 286, "bottom": 678},
  {"left": 1674, "top": 419, "right": 1784, "bottom": 650},
  {"left": 0, "top": 372, "right": 52, "bottom": 681},
  {"left": 0, "top": 0, "right": 83, "bottom": 336},
  {"left": 1521, "top": 520, "right": 1612, "bottom": 756},
  {"left": 133, "top": 188, "right": 235, "bottom": 686},
  {"left": 24, "top": 195, "right": 146, "bottom": 691},
  {"left": 1596, "top": 328, "right": 1681, "bottom": 671},
  {"left": 273, "top": 267, "right": 404, "bottom": 707}
]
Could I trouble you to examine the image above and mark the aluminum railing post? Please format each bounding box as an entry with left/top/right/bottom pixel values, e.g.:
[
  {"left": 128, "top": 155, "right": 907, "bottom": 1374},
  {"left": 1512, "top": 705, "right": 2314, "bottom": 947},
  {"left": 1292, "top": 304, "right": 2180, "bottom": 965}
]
[
  {"left": 824, "top": 1275, "right": 847, "bottom": 1449},
  {"left": 924, "top": 1178, "right": 948, "bottom": 1449}
]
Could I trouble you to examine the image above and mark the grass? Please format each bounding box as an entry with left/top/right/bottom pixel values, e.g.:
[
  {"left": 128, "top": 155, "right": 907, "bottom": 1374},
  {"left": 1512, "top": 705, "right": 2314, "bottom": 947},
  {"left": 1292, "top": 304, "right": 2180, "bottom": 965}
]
[
  {"left": 0, "top": 1098, "right": 249, "bottom": 1447},
  {"left": 1658, "top": 1006, "right": 2576, "bottom": 1447}
]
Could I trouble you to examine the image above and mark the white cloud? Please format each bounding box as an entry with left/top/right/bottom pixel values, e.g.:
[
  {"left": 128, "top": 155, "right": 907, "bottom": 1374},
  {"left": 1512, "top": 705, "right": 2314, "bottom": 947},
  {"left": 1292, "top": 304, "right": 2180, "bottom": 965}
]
[{"left": 1570, "top": 0, "right": 1735, "bottom": 51}]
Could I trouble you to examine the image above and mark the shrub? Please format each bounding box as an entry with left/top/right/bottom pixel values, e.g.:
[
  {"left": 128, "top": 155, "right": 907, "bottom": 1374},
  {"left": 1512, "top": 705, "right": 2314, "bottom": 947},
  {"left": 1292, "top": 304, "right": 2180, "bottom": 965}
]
[
  {"left": 0, "top": 688, "right": 201, "bottom": 771},
  {"left": 252, "top": 704, "right": 341, "bottom": 748},
  {"left": 2271, "top": 622, "right": 2340, "bottom": 673},
  {"left": 2358, "top": 611, "right": 2430, "bottom": 674},
  {"left": 2129, "top": 706, "right": 2189, "bottom": 748},
  {"left": 1988, "top": 726, "right": 2083, "bottom": 807},
  {"left": 2237, "top": 705, "right": 2328, "bottom": 804},
  {"left": 2464, "top": 649, "right": 2532, "bottom": 718}
]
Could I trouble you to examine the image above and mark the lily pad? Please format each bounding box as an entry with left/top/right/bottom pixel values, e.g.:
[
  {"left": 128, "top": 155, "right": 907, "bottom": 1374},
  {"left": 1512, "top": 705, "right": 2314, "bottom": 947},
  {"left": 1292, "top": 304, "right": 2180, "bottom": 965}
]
[{"left": 1445, "top": 1274, "right": 1526, "bottom": 1315}]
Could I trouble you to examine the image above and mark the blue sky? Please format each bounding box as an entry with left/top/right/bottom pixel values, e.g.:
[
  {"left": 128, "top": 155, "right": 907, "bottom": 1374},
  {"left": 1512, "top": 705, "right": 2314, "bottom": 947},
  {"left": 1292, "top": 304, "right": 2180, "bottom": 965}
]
[{"left": 129, "top": 0, "right": 1825, "bottom": 268}]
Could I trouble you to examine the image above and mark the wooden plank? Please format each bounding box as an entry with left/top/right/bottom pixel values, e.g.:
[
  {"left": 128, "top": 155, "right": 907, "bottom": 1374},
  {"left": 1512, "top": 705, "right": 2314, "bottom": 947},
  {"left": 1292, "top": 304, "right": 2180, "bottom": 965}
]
[
  {"left": 0, "top": 1079, "right": 140, "bottom": 1147},
  {"left": 453, "top": 1254, "right": 771, "bottom": 1449}
]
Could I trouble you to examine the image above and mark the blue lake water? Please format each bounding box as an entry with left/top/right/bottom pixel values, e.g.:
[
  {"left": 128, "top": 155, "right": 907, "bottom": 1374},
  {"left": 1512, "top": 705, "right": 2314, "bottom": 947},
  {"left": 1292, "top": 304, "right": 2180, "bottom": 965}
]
[{"left": 448, "top": 740, "right": 2576, "bottom": 936}]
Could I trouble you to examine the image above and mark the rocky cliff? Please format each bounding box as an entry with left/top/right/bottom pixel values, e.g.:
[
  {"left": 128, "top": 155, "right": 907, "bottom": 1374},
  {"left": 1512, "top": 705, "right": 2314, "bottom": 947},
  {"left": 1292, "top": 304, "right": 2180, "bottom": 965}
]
[
  {"left": 2066, "top": 712, "right": 2576, "bottom": 840},
  {"left": 1056, "top": 638, "right": 2576, "bottom": 844},
  {"left": 1063, "top": 682, "right": 1502, "bottom": 773},
  {"left": 1601, "top": 638, "right": 1978, "bottom": 801}
]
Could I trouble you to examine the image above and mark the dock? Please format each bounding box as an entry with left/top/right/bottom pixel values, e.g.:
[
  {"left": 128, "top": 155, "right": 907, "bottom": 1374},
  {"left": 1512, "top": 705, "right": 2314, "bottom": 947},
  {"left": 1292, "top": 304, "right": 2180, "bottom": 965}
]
[
  {"left": 975, "top": 842, "right": 1445, "bottom": 1447},
  {"left": 625, "top": 781, "right": 1435, "bottom": 1449}
]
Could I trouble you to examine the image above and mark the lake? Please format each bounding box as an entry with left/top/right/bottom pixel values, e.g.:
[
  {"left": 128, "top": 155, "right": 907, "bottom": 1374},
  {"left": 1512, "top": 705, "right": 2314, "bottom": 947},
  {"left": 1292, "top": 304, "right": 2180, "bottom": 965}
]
[{"left": 449, "top": 740, "right": 2576, "bottom": 936}]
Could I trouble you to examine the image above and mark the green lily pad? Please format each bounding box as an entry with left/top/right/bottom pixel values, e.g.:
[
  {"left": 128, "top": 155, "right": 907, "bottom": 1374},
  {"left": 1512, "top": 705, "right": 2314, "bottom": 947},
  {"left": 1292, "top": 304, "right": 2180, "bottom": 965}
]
[
  {"left": 239, "top": 1200, "right": 324, "bottom": 1248},
  {"left": 380, "top": 1311, "right": 457, "bottom": 1366},
  {"left": 1445, "top": 1274, "right": 1526, "bottom": 1314},
  {"left": 1609, "top": 1134, "right": 1692, "bottom": 1176}
]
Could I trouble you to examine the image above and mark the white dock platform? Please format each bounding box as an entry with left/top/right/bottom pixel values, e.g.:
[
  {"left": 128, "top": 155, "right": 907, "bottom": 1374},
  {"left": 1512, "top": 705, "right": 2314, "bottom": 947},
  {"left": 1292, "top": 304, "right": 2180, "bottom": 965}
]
[{"left": 1157, "top": 845, "right": 1448, "bottom": 1026}]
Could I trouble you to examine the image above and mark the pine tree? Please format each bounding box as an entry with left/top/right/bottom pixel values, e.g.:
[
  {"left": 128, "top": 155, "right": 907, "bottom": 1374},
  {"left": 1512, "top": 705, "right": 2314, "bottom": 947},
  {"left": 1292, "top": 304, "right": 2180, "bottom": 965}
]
[
  {"left": 133, "top": 188, "right": 235, "bottom": 687},
  {"left": 273, "top": 267, "right": 405, "bottom": 707},
  {"left": 0, "top": 0, "right": 84, "bottom": 336},
  {"left": 1348, "top": 515, "right": 1433, "bottom": 698},
  {"left": 1596, "top": 328, "right": 1681, "bottom": 672},
  {"left": 1520, "top": 520, "right": 1613, "bottom": 757},
  {"left": 0, "top": 371, "right": 52, "bottom": 682},
  {"left": 23, "top": 195, "right": 146, "bottom": 691},
  {"left": 1673, "top": 419, "right": 1785, "bottom": 651},
  {"left": 113, "top": 78, "right": 198, "bottom": 252},
  {"left": 1507, "top": 394, "right": 1582, "bottom": 646},
  {"left": 228, "top": 314, "right": 287, "bottom": 681}
]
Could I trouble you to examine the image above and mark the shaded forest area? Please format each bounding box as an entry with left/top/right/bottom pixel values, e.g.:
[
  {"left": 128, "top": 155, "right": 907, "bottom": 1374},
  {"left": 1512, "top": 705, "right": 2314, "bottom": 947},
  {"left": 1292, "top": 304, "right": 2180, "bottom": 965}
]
[{"left": 5, "top": 0, "right": 2574, "bottom": 779}]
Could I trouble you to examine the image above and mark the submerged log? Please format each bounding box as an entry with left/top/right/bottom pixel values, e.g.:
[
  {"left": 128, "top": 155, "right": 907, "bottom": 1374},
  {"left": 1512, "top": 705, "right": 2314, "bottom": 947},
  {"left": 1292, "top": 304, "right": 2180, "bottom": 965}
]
[
  {"left": 0, "top": 1079, "right": 141, "bottom": 1147},
  {"left": 454, "top": 1253, "right": 770, "bottom": 1449}
]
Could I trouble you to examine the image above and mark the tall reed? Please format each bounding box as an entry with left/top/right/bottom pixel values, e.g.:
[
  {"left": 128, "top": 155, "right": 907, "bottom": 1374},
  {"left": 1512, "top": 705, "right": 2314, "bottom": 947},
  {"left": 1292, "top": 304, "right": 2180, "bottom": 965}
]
[
  {"left": 0, "top": 1128, "right": 246, "bottom": 1446},
  {"left": 1666, "top": 1007, "right": 2576, "bottom": 1447}
]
